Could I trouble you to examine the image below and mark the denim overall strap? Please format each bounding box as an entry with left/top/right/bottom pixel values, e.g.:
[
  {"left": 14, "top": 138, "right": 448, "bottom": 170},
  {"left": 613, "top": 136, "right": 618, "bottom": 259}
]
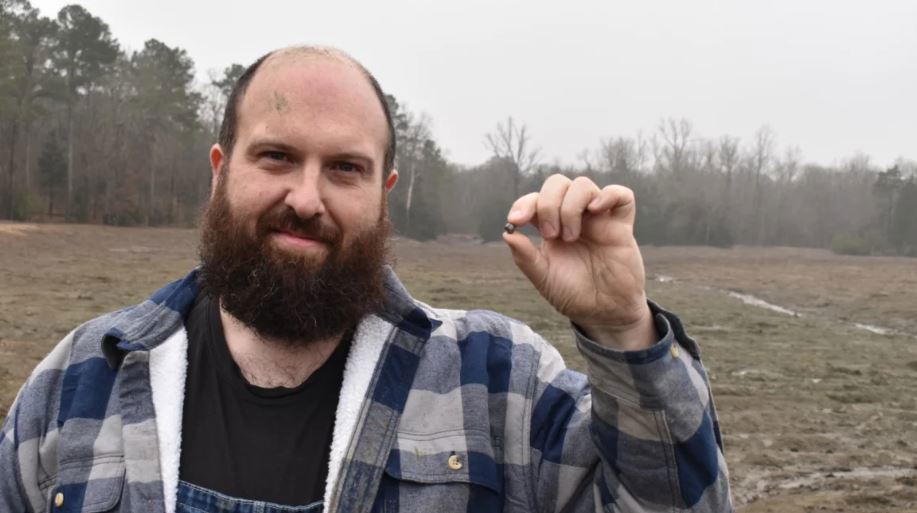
[{"left": 176, "top": 480, "right": 324, "bottom": 513}]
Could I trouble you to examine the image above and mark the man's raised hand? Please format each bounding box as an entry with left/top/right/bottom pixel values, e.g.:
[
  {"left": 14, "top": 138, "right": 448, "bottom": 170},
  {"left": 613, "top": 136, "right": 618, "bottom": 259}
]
[{"left": 502, "top": 175, "right": 657, "bottom": 351}]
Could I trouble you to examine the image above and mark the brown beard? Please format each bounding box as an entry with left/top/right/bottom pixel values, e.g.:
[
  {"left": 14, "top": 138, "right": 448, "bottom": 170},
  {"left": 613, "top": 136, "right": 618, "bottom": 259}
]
[{"left": 198, "top": 176, "right": 391, "bottom": 345}]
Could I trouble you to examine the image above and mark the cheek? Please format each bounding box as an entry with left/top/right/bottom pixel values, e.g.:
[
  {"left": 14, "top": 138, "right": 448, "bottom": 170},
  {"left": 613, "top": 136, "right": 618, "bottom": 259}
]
[
  {"left": 331, "top": 192, "right": 383, "bottom": 231},
  {"left": 226, "top": 175, "right": 285, "bottom": 216}
]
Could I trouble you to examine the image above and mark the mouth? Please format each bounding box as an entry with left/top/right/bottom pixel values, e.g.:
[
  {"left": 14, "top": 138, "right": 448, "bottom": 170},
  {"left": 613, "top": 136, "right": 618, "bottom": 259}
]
[{"left": 271, "top": 229, "right": 328, "bottom": 251}]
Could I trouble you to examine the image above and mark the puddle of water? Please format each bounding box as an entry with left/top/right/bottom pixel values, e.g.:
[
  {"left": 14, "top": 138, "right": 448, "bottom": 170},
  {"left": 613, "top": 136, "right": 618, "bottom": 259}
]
[
  {"left": 736, "top": 466, "right": 917, "bottom": 505},
  {"left": 693, "top": 324, "right": 731, "bottom": 332},
  {"left": 727, "top": 291, "right": 801, "bottom": 317},
  {"left": 777, "top": 467, "right": 917, "bottom": 490},
  {"left": 853, "top": 323, "right": 893, "bottom": 336},
  {"left": 682, "top": 283, "right": 909, "bottom": 340}
]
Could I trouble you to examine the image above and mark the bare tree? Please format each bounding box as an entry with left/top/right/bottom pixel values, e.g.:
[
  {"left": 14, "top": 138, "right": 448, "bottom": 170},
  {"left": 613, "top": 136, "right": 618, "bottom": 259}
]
[
  {"left": 699, "top": 140, "right": 718, "bottom": 173},
  {"left": 657, "top": 117, "right": 693, "bottom": 173},
  {"left": 599, "top": 136, "right": 647, "bottom": 177},
  {"left": 718, "top": 136, "right": 740, "bottom": 179},
  {"left": 398, "top": 111, "right": 432, "bottom": 229},
  {"left": 775, "top": 146, "right": 802, "bottom": 184},
  {"left": 716, "top": 135, "right": 741, "bottom": 235},
  {"left": 749, "top": 125, "right": 776, "bottom": 244},
  {"left": 484, "top": 116, "right": 540, "bottom": 198},
  {"left": 750, "top": 126, "right": 776, "bottom": 181}
]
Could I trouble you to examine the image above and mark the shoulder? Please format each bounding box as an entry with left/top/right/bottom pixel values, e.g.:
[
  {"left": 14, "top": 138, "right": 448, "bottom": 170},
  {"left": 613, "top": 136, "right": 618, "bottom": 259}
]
[
  {"left": 421, "top": 303, "right": 546, "bottom": 350},
  {"left": 23, "top": 307, "right": 131, "bottom": 387},
  {"left": 409, "top": 303, "right": 565, "bottom": 389},
  {"left": 11, "top": 306, "right": 133, "bottom": 419},
  {"left": 417, "top": 302, "right": 584, "bottom": 388}
]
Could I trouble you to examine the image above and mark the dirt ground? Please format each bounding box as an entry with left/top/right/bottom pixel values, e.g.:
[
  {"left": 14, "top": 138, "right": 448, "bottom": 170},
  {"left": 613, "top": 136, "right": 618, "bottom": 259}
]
[{"left": 1, "top": 223, "right": 915, "bottom": 512}]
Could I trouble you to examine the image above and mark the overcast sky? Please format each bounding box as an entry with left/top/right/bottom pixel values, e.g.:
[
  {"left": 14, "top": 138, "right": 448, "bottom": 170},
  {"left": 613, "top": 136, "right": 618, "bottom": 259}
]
[{"left": 30, "top": 0, "right": 917, "bottom": 168}]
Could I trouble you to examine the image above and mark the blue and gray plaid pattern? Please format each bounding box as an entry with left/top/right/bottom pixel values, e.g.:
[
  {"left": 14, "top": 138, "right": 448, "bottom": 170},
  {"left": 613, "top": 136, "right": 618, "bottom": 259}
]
[
  {"left": 1, "top": 268, "right": 732, "bottom": 512},
  {"left": 176, "top": 480, "right": 324, "bottom": 513}
]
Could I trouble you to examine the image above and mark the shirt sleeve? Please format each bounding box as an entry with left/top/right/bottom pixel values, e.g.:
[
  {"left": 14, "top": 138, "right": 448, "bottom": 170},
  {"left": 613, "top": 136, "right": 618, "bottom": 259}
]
[
  {"left": 1, "top": 386, "right": 36, "bottom": 513},
  {"left": 527, "top": 301, "right": 733, "bottom": 512},
  {"left": 1, "top": 332, "right": 76, "bottom": 513}
]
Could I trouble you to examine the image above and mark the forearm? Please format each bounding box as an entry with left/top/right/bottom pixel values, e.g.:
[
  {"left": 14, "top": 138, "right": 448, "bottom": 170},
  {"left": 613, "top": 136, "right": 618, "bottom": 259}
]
[{"left": 577, "top": 302, "right": 733, "bottom": 512}]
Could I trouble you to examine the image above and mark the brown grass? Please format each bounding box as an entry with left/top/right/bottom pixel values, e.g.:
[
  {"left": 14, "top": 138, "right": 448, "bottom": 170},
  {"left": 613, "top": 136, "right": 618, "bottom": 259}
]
[{"left": 1, "top": 223, "right": 916, "bottom": 512}]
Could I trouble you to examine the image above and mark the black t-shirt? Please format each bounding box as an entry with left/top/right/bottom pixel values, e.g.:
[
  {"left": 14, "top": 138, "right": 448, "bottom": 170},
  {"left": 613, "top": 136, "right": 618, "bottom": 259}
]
[{"left": 179, "top": 294, "right": 350, "bottom": 506}]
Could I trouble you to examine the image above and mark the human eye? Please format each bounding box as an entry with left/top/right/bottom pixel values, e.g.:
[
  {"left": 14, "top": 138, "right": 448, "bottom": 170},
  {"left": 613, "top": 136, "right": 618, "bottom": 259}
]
[
  {"left": 330, "top": 161, "right": 364, "bottom": 174},
  {"left": 260, "top": 150, "right": 290, "bottom": 163}
]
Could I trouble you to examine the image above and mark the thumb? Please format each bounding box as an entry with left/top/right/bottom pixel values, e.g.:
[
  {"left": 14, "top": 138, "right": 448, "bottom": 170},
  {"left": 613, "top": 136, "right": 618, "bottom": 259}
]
[{"left": 502, "top": 231, "right": 548, "bottom": 289}]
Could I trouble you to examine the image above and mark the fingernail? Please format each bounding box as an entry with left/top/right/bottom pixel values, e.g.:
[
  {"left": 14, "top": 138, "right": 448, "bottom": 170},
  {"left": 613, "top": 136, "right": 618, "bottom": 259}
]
[
  {"left": 588, "top": 198, "right": 600, "bottom": 209},
  {"left": 509, "top": 209, "right": 523, "bottom": 220},
  {"left": 563, "top": 226, "right": 575, "bottom": 241}
]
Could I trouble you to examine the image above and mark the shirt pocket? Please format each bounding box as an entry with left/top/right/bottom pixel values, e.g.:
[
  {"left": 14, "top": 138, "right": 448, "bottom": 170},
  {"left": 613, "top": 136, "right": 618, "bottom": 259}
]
[
  {"left": 45, "top": 457, "right": 126, "bottom": 513},
  {"left": 378, "top": 430, "right": 503, "bottom": 513}
]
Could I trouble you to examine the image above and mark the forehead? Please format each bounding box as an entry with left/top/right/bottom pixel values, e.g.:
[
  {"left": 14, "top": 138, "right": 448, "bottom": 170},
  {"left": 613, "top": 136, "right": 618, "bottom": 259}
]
[{"left": 236, "top": 54, "right": 388, "bottom": 160}]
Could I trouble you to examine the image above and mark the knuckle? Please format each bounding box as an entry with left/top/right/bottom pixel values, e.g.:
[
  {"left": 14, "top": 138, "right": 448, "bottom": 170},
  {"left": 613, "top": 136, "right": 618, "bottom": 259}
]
[
  {"left": 613, "top": 184, "right": 634, "bottom": 195},
  {"left": 572, "top": 176, "right": 593, "bottom": 187},
  {"left": 609, "top": 184, "right": 635, "bottom": 201},
  {"left": 538, "top": 201, "right": 558, "bottom": 216},
  {"left": 546, "top": 173, "right": 571, "bottom": 186},
  {"left": 560, "top": 202, "right": 581, "bottom": 218}
]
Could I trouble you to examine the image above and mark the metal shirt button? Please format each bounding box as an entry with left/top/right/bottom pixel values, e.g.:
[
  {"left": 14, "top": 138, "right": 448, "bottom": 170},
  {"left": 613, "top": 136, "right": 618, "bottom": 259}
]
[
  {"left": 447, "top": 454, "right": 463, "bottom": 470},
  {"left": 54, "top": 492, "right": 64, "bottom": 508}
]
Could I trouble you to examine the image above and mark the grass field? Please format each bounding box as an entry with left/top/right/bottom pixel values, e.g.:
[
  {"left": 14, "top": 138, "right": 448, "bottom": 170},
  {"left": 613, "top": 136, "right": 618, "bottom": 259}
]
[{"left": 1, "top": 223, "right": 916, "bottom": 512}]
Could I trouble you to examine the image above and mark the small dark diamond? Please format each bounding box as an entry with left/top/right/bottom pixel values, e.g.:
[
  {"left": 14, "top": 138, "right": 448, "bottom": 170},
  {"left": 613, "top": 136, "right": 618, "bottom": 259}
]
[{"left": 504, "top": 222, "right": 516, "bottom": 234}]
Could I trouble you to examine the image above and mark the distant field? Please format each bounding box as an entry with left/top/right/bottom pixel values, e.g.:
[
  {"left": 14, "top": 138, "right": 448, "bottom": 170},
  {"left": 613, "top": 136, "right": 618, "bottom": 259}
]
[{"left": 1, "top": 223, "right": 916, "bottom": 512}]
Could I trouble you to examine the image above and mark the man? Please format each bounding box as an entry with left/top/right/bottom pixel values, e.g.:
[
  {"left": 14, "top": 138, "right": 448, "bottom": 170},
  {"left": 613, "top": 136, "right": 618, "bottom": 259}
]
[{"left": 0, "top": 46, "right": 732, "bottom": 512}]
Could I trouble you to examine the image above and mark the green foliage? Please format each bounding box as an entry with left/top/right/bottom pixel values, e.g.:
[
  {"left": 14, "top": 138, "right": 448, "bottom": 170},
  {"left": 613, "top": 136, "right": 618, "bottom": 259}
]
[
  {"left": 390, "top": 193, "right": 446, "bottom": 241},
  {"left": 476, "top": 199, "right": 512, "bottom": 242},
  {"left": 51, "top": 4, "right": 118, "bottom": 98},
  {"left": 0, "top": 1, "right": 19, "bottom": 111},
  {"left": 871, "top": 166, "right": 917, "bottom": 256},
  {"left": 0, "top": 0, "right": 914, "bottom": 261},
  {"left": 213, "top": 63, "right": 245, "bottom": 98},
  {"left": 10, "top": 189, "right": 31, "bottom": 220},
  {"left": 387, "top": 95, "right": 449, "bottom": 241},
  {"left": 891, "top": 178, "right": 917, "bottom": 255},
  {"left": 9, "top": 8, "right": 57, "bottom": 100},
  {"left": 129, "top": 38, "right": 201, "bottom": 132}
]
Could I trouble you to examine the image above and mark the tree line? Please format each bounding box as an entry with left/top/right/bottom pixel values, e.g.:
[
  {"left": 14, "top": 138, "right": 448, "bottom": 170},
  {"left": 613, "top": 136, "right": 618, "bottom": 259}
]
[{"left": 1, "top": 1, "right": 915, "bottom": 256}]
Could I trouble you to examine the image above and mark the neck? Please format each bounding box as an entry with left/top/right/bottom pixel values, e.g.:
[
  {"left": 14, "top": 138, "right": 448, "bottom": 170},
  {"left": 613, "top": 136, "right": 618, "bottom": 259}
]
[{"left": 219, "top": 306, "right": 345, "bottom": 388}]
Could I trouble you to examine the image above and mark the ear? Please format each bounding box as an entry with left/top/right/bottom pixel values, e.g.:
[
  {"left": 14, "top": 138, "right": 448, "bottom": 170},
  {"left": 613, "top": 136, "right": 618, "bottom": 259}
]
[
  {"left": 209, "top": 144, "right": 226, "bottom": 198},
  {"left": 385, "top": 169, "right": 399, "bottom": 192}
]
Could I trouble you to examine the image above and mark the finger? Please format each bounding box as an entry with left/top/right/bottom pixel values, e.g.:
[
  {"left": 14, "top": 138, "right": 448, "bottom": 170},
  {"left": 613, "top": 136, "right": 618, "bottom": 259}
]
[
  {"left": 536, "top": 174, "right": 572, "bottom": 240},
  {"left": 587, "top": 185, "right": 637, "bottom": 223},
  {"left": 502, "top": 230, "right": 548, "bottom": 289},
  {"left": 559, "top": 176, "right": 601, "bottom": 241},
  {"left": 507, "top": 192, "right": 540, "bottom": 226}
]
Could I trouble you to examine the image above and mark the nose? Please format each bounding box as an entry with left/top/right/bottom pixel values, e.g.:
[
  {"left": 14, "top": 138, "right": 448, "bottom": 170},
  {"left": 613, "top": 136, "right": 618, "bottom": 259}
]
[{"left": 284, "top": 163, "right": 326, "bottom": 219}]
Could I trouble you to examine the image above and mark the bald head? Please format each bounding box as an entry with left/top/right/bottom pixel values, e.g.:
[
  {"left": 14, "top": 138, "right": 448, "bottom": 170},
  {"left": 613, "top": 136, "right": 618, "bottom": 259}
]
[{"left": 217, "top": 46, "right": 396, "bottom": 176}]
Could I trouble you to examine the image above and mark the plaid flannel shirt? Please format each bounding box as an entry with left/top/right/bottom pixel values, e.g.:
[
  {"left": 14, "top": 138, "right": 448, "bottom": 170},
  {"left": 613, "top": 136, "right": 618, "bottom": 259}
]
[{"left": 1, "top": 268, "right": 732, "bottom": 512}]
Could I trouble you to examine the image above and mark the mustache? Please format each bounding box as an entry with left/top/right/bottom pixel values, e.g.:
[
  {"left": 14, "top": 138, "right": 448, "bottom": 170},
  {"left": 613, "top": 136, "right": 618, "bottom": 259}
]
[{"left": 258, "top": 209, "right": 342, "bottom": 244}]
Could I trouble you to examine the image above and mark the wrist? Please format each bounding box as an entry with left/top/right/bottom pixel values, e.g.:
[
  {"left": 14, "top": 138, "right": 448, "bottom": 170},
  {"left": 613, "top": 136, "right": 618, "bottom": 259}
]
[{"left": 577, "top": 304, "right": 657, "bottom": 351}]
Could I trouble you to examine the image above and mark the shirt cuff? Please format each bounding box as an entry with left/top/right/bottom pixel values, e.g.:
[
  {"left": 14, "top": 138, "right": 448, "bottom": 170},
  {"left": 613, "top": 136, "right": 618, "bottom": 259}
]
[{"left": 573, "top": 300, "right": 703, "bottom": 408}]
